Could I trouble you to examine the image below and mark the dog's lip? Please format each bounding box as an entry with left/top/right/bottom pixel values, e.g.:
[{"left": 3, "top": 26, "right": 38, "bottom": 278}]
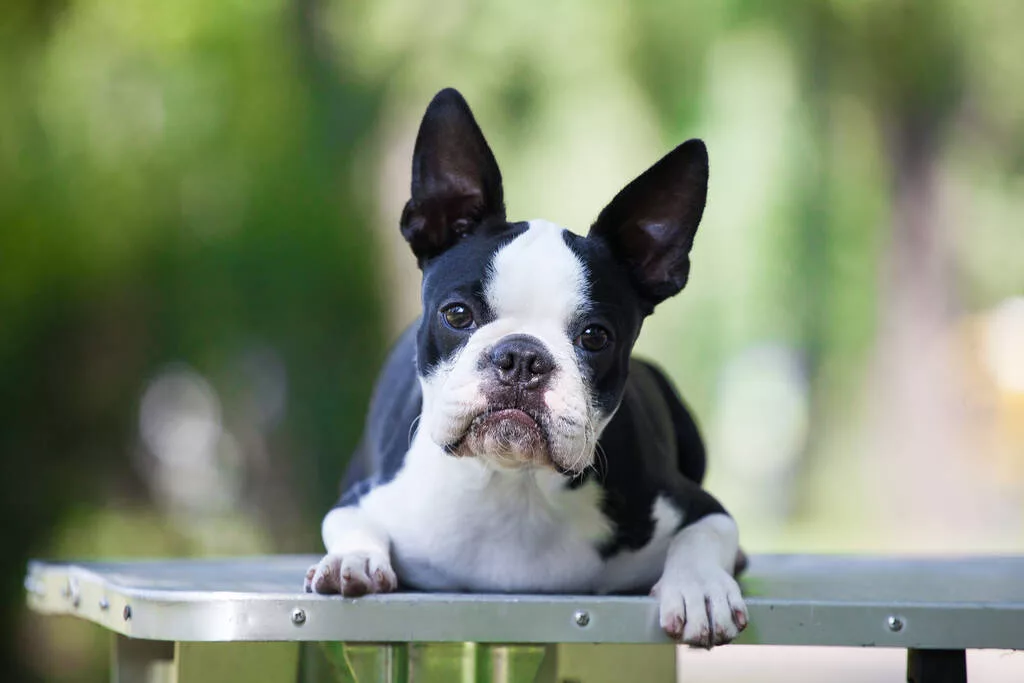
[
  {"left": 478, "top": 407, "right": 539, "bottom": 429},
  {"left": 442, "top": 407, "right": 547, "bottom": 455}
]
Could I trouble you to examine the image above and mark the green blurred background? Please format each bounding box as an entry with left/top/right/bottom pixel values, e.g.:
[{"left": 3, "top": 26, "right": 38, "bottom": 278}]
[{"left": 3, "top": 0, "right": 1023, "bottom": 681}]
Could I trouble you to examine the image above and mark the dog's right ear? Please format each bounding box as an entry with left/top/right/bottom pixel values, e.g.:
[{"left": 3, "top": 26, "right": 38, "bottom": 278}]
[{"left": 400, "top": 88, "right": 506, "bottom": 265}]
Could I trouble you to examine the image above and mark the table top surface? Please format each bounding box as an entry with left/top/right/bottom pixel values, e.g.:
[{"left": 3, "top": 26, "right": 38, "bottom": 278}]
[{"left": 25, "top": 554, "right": 1024, "bottom": 649}]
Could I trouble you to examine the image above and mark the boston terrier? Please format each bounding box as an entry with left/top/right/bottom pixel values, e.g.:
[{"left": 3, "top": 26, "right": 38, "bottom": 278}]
[{"left": 304, "top": 88, "right": 748, "bottom": 647}]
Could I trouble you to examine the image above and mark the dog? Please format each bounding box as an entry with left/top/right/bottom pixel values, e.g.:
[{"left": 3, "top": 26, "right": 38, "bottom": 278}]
[{"left": 304, "top": 88, "right": 748, "bottom": 647}]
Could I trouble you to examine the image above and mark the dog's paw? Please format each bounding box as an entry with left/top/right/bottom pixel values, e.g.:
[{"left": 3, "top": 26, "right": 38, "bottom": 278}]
[
  {"left": 652, "top": 565, "right": 747, "bottom": 648},
  {"left": 303, "top": 552, "right": 397, "bottom": 597}
]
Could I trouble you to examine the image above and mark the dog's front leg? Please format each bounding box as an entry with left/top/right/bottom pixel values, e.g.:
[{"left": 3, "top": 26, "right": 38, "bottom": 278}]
[
  {"left": 652, "top": 513, "right": 748, "bottom": 648},
  {"left": 304, "top": 506, "right": 398, "bottom": 597}
]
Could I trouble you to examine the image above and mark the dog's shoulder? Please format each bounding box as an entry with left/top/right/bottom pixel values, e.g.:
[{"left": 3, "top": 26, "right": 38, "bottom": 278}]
[
  {"left": 627, "top": 358, "right": 707, "bottom": 484},
  {"left": 600, "top": 358, "right": 705, "bottom": 484},
  {"left": 593, "top": 357, "right": 722, "bottom": 559},
  {"left": 339, "top": 322, "right": 423, "bottom": 505}
]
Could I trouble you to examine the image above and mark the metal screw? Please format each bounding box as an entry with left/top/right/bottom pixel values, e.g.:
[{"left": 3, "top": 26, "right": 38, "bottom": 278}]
[
  {"left": 573, "top": 610, "right": 590, "bottom": 627},
  {"left": 66, "top": 579, "right": 80, "bottom": 608},
  {"left": 99, "top": 598, "right": 110, "bottom": 611},
  {"left": 887, "top": 615, "right": 904, "bottom": 632},
  {"left": 291, "top": 608, "right": 307, "bottom": 626},
  {"left": 123, "top": 605, "right": 132, "bottom": 621}
]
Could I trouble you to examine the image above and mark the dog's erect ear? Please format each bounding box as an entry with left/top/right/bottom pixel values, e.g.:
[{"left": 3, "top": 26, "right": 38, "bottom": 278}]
[
  {"left": 589, "top": 139, "right": 709, "bottom": 309},
  {"left": 400, "top": 88, "right": 505, "bottom": 264}
]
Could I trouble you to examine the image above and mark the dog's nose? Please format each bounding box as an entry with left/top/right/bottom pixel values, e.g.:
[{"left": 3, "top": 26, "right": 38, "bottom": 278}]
[{"left": 488, "top": 335, "right": 555, "bottom": 387}]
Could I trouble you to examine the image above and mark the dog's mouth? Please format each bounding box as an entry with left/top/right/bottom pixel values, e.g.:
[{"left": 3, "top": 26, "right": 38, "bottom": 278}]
[
  {"left": 443, "top": 405, "right": 551, "bottom": 466},
  {"left": 476, "top": 407, "right": 540, "bottom": 431}
]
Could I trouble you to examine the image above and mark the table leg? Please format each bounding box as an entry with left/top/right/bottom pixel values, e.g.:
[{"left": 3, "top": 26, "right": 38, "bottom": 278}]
[
  {"left": 305, "top": 643, "right": 547, "bottom": 683},
  {"left": 113, "top": 639, "right": 300, "bottom": 683},
  {"left": 472, "top": 644, "right": 547, "bottom": 682},
  {"left": 907, "top": 649, "right": 968, "bottom": 683},
  {"left": 301, "top": 642, "right": 676, "bottom": 683},
  {"left": 336, "top": 644, "right": 410, "bottom": 682},
  {"left": 533, "top": 644, "right": 677, "bottom": 683},
  {"left": 112, "top": 635, "right": 175, "bottom": 683}
]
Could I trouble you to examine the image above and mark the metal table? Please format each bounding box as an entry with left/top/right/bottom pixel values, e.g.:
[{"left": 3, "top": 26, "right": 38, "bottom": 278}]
[{"left": 25, "top": 554, "right": 1024, "bottom": 682}]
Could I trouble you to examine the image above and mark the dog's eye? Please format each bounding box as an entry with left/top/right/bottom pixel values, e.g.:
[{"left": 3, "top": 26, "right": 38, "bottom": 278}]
[
  {"left": 575, "top": 325, "right": 610, "bottom": 352},
  {"left": 441, "top": 303, "right": 475, "bottom": 330}
]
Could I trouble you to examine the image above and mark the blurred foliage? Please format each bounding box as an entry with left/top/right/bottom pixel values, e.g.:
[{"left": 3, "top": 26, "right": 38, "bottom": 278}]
[
  {"left": 3, "top": 0, "right": 1024, "bottom": 681},
  {"left": 2, "top": 0, "right": 387, "bottom": 680}
]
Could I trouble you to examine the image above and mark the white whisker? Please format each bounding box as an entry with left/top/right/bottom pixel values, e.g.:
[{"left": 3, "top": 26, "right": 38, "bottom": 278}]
[{"left": 407, "top": 414, "right": 422, "bottom": 447}]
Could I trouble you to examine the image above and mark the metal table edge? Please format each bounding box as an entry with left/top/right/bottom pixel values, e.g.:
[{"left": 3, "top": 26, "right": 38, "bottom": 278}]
[{"left": 24, "top": 558, "right": 1024, "bottom": 650}]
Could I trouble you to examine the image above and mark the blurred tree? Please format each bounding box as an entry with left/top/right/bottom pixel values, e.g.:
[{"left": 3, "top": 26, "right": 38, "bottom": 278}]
[
  {"left": 0, "top": 0, "right": 386, "bottom": 679},
  {"left": 625, "top": 0, "right": 980, "bottom": 526},
  {"left": 838, "top": 0, "right": 972, "bottom": 533}
]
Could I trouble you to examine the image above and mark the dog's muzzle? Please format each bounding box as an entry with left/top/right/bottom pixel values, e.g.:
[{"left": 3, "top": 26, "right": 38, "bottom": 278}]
[{"left": 448, "top": 334, "right": 557, "bottom": 467}]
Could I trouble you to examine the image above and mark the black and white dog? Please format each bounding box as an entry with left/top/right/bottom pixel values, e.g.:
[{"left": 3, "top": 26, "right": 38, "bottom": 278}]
[{"left": 304, "top": 88, "right": 748, "bottom": 647}]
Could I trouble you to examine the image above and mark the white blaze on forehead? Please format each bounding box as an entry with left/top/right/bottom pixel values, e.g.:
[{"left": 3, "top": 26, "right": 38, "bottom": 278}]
[
  {"left": 424, "top": 219, "right": 598, "bottom": 473},
  {"left": 485, "top": 220, "right": 587, "bottom": 325}
]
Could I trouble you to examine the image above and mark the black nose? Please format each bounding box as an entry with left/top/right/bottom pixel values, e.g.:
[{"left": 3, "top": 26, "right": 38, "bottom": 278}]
[{"left": 488, "top": 335, "right": 555, "bottom": 387}]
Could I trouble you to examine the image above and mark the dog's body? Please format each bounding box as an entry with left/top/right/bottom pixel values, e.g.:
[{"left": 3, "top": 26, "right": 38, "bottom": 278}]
[{"left": 305, "top": 89, "right": 748, "bottom": 647}]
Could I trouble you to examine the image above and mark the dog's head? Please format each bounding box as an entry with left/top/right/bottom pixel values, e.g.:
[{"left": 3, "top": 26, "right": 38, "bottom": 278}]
[{"left": 402, "top": 88, "right": 708, "bottom": 475}]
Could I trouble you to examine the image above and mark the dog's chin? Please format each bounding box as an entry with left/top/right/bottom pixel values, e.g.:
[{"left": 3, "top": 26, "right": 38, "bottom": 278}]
[{"left": 448, "top": 408, "right": 553, "bottom": 469}]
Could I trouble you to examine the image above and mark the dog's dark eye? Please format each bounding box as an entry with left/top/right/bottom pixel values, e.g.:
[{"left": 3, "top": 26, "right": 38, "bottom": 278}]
[
  {"left": 575, "top": 325, "right": 610, "bottom": 352},
  {"left": 441, "top": 303, "right": 475, "bottom": 330}
]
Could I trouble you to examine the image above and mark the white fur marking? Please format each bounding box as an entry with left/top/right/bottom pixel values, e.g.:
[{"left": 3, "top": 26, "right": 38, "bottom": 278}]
[
  {"left": 486, "top": 219, "right": 587, "bottom": 325},
  {"left": 653, "top": 513, "right": 747, "bottom": 647},
  {"left": 350, "top": 430, "right": 613, "bottom": 592}
]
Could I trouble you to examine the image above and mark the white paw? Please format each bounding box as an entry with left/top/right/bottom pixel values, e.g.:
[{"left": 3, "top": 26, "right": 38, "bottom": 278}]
[
  {"left": 652, "top": 565, "right": 748, "bottom": 648},
  {"left": 303, "top": 552, "right": 397, "bottom": 597}
]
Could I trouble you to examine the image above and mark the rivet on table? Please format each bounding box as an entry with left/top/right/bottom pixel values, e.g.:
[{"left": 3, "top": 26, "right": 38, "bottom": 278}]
[
  {"left": 292, "top": 608, "right": 307, "bottom": 626},
  {"left": 99, "top": 598, "right": 110, "bottom": 611},
  {"left": 123, "top": 605, "right": 132, "bottom": 621},
  {"left": 574, "top": 610, "right": 590, "bottom": 627},
  {"left": 67, "top": 579, "right": 80, "bottom": 608},
  {"left": 887, "top": 615, "right": 904, "bottom": 632}
]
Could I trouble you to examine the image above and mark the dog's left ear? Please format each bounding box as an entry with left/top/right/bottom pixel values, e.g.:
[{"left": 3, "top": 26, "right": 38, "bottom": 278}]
[
  {"left": 400, "top": 88, "right": 505, "bottom": 265},
  {"left": 589, "top": 139, "right": 709, "bottom": 309}
]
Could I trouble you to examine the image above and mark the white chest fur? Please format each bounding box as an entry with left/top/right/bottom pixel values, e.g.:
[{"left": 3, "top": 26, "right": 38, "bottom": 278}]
[{"left": 355, "top": 436, "right": 614, "bottom": 592}]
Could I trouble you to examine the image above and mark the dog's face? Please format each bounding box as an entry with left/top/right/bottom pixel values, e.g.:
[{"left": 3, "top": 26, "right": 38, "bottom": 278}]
[{"left": 401, "top": 89, "right": 709, "bottom": 475}]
